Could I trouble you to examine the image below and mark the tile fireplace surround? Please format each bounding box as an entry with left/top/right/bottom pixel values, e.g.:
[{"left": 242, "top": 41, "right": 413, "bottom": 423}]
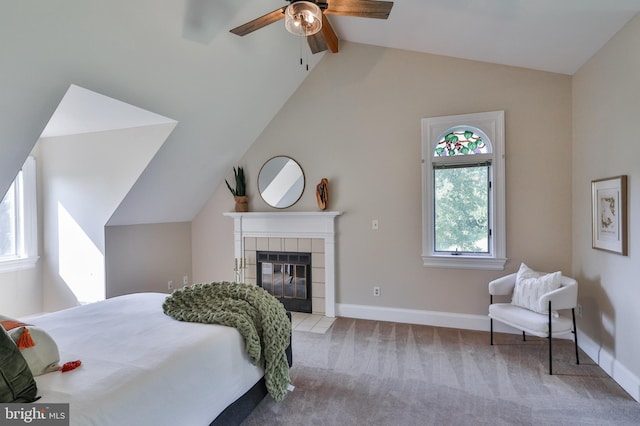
[{"left": 224, "top": 211, "right": 342, "bottom": 317}]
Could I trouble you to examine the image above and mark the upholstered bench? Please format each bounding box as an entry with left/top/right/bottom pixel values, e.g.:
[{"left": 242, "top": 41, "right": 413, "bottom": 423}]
[{"left": 488, "top": 263, "right": 580, "bottom": 374}]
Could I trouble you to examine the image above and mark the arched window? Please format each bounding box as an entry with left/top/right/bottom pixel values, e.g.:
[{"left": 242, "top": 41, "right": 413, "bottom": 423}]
[{"left": 421, "top": 111, "right": 506, "bottom": 270}]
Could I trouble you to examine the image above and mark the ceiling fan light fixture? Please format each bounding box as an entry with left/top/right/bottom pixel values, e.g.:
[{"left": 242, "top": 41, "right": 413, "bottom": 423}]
[{"left": 285, "top": 1, "right": 322, "bottom": 37}]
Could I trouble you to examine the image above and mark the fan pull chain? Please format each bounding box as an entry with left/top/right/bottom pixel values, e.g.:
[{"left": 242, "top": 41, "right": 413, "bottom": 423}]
[
  {"left": 298, "top": 35, "right": 309, "bottom": 72},
  {"left": 299, "top": 37, "right": 303, "bottom": 67}
]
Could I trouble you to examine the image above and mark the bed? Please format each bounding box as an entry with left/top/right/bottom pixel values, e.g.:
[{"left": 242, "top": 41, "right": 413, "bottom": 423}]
[{"left": 19, "top": 290, "right": 290, "bottom": 426}]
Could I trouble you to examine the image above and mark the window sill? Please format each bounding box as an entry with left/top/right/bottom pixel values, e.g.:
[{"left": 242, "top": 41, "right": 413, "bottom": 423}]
[
  {"left": 0, "top": 256, "right": 39, "bottom": 273},
  {"left": 422, "top": 255, "right": 506, "bottom": 270}
]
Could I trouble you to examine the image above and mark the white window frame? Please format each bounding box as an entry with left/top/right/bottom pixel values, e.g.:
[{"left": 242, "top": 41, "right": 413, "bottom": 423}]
[
  {"left": 421, "top": 111, "right": 506, "bottom": 270},
  {"left": 0, "top": 156, "right": 39, "bottom": 273}
]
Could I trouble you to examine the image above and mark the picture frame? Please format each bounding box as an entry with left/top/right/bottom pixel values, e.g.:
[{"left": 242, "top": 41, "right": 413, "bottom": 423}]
[{"left": 592, "top": 175, "right": 628, "bottom": 255}]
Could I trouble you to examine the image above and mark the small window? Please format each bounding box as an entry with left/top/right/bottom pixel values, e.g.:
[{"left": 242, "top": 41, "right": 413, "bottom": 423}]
[
  {"left": 422, "top": 112, "right": 506, "bottom": 270},
  {"left": 0, "top": 157, "right": 38, "bottom": 272}
]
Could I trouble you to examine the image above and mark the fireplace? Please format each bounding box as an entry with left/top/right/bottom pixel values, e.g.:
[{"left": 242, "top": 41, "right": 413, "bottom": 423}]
[
  {"left": 257, "top": 251, "right": 312, "bottom": 313},
  {"left": 224, "top": 211, "right": 341, "bottom": 316}
]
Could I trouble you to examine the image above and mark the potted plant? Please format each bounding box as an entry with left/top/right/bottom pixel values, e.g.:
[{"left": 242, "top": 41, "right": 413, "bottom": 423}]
[{"left": 226, "top": 166, "right": 248, "bottom": 212}]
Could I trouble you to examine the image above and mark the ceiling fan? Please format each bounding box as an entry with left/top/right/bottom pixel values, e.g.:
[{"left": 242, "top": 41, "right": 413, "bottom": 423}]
[{"left": 230, "top": 0, "right": 394, "bottom": 54}]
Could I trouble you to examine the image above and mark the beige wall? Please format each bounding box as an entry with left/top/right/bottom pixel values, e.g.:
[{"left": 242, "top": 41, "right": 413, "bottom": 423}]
[
  {"left": 105, "top": 222, "right": 192, "bottom": 297},
  {"left": 193, "top": 186, "right": 237, "bottom": 284},
  {"left": 572, "top": 14, "right": 640, "bottom": 394},
  {"left": 0, "top": 267, "right": 42, "bottom": 317},
  {"left": 193, "top": 42, "right": 573, "bottom": 317}
]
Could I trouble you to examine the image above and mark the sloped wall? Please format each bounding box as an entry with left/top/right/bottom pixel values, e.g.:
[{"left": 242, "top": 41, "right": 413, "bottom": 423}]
[{"left": 1, "top": 0, "right": 320, "bottom": 227}]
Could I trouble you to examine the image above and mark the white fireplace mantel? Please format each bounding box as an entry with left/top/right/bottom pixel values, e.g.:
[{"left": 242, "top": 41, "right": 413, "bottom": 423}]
[{"left": 224, "top": 211, "right": 342, "bottom": 316}]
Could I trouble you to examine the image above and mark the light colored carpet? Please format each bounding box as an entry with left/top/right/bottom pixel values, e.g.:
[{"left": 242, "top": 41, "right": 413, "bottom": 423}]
[{"left": 242, "top": 317, "right": 640, "bottom": 426}]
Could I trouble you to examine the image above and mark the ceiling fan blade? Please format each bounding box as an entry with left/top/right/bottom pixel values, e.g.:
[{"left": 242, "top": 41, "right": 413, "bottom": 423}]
[
  {"left": 230, "top": 8, "right": 285, "bottom": 36},
  {"left": 321, "top": 14, "right": 339, "bottom": 53},
  {"left": 307, "top": 15, "right": 340, "bottom": 54},
  {"left": 307, "top": 31, "right": 328, "bottom": 54},
  {"left": 325, "top": 0, "right": 393, "bottom": 19}
]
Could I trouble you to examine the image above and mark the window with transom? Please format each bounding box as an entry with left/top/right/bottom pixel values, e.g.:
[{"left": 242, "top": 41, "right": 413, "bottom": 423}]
[{"left": 421, "top": 111, "right": 506, "bottom": 270}]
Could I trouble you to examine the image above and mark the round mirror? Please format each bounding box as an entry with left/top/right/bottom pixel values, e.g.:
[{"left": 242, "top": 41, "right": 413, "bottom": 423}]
[{"left": 258, "top": 156, "right": 305, "bottom": 208}]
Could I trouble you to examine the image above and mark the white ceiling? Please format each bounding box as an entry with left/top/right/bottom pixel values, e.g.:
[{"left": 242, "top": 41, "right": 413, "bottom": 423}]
[{"left": 317, "top": 0, "right": 640, "bottom": 75}]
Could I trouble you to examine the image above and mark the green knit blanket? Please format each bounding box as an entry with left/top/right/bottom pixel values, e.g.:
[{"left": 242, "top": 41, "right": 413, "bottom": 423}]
[{"left": 162, "top": 282, "right": 291, "bottom": 401}]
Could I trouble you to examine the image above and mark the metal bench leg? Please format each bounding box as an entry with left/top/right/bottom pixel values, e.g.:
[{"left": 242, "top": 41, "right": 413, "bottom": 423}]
[
  {"left": 490, "top": 295, "right": 494, "bottom": 345},
  {"left": 572, "top": 308, "right": 580, "bottom": 365},
  {"left": 490, "top": 318, "right": 494, "bottom": 345},
  {"left": 548, "top": 300, "right": 553, "bottom": 375}
]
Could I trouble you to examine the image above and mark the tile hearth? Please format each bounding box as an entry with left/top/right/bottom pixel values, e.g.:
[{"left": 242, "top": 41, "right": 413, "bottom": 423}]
[{"left": 291, "top": 312, "right": 336, "bottom": 334}]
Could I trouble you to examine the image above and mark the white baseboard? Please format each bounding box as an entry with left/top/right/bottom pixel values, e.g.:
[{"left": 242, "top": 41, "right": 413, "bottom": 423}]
[
  {"left": 335, "top": 303, "right": 564, "bottom": 336},
  {"left": 578, "top": 331, "right": 640, "bottom": 402},
  {"left": 336, "top": 303, "right": 489, "bottom": 330},
  {"left": 576, "top": 330, "right": 601, "bottom": 366},
  {"left": 335, "top": 303, "right": 640, "bottom": 403}
]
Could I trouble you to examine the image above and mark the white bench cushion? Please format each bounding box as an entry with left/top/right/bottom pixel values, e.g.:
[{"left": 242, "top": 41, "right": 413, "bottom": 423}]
[{"left": 489, "top": 303, "right": 573, "bottom": 338}]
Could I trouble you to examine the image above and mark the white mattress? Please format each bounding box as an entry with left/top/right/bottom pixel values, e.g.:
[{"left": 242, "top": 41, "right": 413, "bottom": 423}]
[{"left": 28, "top": 292, "right": 264, "bottom": 426}]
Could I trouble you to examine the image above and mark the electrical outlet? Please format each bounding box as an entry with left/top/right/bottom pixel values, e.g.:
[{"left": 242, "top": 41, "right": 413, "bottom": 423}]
[
  {"left": 577, "top": 304, "right": 583, "bottom": 317},
  {"left": 373, "top": 286, "right": 381, "bottom": 297},
  {"left": 372, "top": 220, "right": 379, "bottom": 231},
  {"left": 183, "top": 275, "right": 189, "bottom": 286},
  {"left": 168, "top": 280, "right": 173, "bottom": 290}
]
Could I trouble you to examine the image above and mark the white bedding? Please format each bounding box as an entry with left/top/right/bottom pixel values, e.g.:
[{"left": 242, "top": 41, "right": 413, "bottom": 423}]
[{"left": 28, "top": 292, "right": 264, "bottom": 426}]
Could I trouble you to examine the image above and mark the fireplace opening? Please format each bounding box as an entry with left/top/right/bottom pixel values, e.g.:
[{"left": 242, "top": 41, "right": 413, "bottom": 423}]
[{"left": 257, "top": 251, "right": 312, "bottom": 313}]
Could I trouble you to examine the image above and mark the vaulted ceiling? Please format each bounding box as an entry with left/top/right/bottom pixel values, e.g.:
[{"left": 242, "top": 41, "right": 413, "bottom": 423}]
[{"left": 1, "top": 1, "right": 638, "bottom": 226}]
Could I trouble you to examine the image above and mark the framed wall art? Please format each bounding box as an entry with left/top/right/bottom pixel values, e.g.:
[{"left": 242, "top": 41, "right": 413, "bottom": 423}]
[{"left": 592, "top": 175, "right": 628, "bottom": 255}]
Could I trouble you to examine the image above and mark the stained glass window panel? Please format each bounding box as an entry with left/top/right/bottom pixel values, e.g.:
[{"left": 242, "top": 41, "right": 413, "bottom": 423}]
[{"left": 434, "top": 129, "right": 489, "bottom": 157}]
